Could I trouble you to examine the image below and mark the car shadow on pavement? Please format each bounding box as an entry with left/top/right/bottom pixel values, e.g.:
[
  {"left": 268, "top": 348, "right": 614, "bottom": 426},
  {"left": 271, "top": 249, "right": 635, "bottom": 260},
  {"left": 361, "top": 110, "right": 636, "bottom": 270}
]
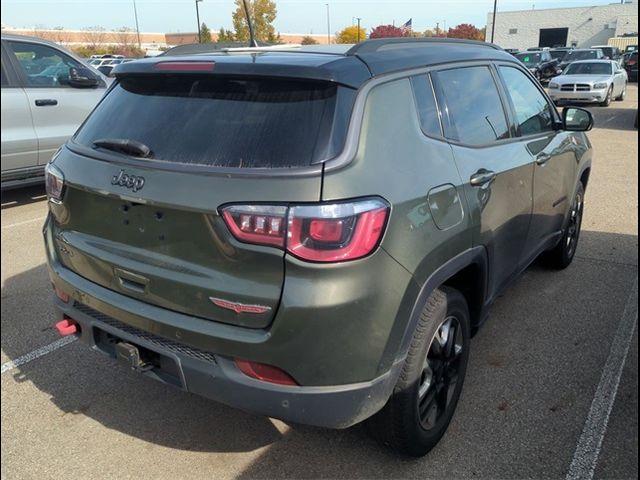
[
  {"left": 581, "top": 106, "right": 638, "bottom": 132},
  {"left": 1, "top": 185, "right": 47, "bottom": 210},
  {"left": 1, "top": 230, "right": 637, "bottom": 471}
]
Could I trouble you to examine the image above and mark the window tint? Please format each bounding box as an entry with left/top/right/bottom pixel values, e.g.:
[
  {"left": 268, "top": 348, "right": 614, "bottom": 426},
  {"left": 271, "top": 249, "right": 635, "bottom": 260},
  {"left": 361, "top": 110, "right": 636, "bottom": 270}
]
[
  {"left": 411, "top": 75, "right": 442, "bottom": 137},
  {"left": 564, "top": 62, "right": 612, "bottom": 75},
  {"left": 498, "top": 66, "right": 554, "bottom": 136},
  {"left": 7, "top": 41, "right": 84, "bottom": 87},
  {"left": 74, "top": 75, "right": 355, "bottom": 168},
  {"left": 432, "top": 66, "right": 509, "bottom": 146}
]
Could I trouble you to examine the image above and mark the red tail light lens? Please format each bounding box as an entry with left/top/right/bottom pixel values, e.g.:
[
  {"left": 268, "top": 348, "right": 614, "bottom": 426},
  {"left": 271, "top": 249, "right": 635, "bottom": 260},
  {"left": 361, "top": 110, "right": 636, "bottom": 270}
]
[
  {"left": 220, "top": 198, "right": 390, "bottom": 263},
  {"left": 235, "top": 359, "right": 299, "bottom": 386},
  {"left": 45, "top": 164, "right": 65, "bottom": 202},
  {"left": 628, "top": 60, "right": 637, "bottom": 66},
  {"left": 221, "top": 206, "right": 287, "bottom": 248}
]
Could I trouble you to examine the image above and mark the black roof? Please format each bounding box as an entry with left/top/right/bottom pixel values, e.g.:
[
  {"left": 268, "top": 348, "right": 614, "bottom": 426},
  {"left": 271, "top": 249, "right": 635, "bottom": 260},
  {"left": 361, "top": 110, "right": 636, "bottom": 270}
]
[{"left": 115, "top": 38, "right": 517, "bottom": 89}]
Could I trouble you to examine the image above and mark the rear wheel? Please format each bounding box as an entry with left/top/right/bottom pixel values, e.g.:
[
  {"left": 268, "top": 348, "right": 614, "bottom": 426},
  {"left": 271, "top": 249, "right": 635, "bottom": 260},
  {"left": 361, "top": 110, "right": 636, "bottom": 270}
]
[
  {"left": 542, "top": 182, "right": 584, "bottom": 269},
  {"left": 366, "top": 287, "right": 470, "bottom": 457}
]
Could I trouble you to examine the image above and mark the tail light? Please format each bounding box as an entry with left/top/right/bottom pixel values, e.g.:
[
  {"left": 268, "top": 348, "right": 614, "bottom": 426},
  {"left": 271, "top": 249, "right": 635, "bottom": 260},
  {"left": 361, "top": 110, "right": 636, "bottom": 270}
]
[
  {"left": 235, "top": 359, "right": 299, "bottom": 386},
  {"left": 221, "top": 198, "right": 389, "bottom": 263},
  {"left": 45, "top": 163, "right": 65, "bottom": 202},
  {"left": 628, "top": 59, "right": 637, "bottom": 66}
]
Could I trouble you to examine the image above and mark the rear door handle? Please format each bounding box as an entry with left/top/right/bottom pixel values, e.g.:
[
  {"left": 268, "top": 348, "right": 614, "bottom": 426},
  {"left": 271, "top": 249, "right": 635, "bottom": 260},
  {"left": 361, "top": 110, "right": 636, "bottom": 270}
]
[
  {"left": 536, "top": 153, "right": 552, "bottom": 166},
  {"left": 35, "top": 99, "right": 58, "bottom": 107},
  {"left": 470, "top": 169, "right": 497, "bottom": 187}
]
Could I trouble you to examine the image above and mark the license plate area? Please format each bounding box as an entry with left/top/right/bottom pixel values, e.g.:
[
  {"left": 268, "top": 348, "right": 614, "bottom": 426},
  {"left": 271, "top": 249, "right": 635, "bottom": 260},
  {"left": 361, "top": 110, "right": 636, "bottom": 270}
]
[{"left": 94, "top": 327, "right": 183, "bottom": 388}]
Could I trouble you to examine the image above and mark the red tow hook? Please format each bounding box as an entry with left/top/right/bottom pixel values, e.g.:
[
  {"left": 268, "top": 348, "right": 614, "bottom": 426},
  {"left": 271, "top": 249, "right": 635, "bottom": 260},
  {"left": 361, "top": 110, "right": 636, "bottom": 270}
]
[{"left": 55, "top": 317, "right": 79, "bottom": 337}]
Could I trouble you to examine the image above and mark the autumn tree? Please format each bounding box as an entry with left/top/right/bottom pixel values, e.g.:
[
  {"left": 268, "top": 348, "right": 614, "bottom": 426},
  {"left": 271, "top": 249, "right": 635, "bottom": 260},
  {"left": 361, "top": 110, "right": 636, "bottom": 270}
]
[
  {"left": 336, "top": 25, "right": 367, "bottom": 44},
  {"left": 301, "top": 36, "right": 319, "bottom": 45},
  {"left": 200, "top": 22, "right": 212, "bottom": 43},
  {"left": 446, "top": 23, "right": 485, "bottom": 41},
  {"left": 369, "top": 25, "right": 408, "bottom": 39},
  {"left": 50, "top": 26, "right": 71, "bottom": 45},
  {"left": 231, "top": 0, "right": 278, "bottom": 43},
  {"left": 217, "top": 27, "right": 236, "bottom": 43}
]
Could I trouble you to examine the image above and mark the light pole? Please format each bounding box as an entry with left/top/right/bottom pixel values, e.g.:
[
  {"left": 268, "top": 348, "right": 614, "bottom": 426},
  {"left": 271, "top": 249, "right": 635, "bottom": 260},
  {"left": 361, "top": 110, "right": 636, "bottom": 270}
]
[
  {"left": 490, "top": 0, "right": 497, "bottom": 43},
  {"left": 326, "top": 4, "right": 331, "bottom": 45},
  {"left": 132, "top": 0, "right": 141, "bottom": 50},
  {"left": 356, "top": 17, "right": 362, "bottom": 42},
  {"left": 195, "top": 0, "right": 203, "bottom": 43}
]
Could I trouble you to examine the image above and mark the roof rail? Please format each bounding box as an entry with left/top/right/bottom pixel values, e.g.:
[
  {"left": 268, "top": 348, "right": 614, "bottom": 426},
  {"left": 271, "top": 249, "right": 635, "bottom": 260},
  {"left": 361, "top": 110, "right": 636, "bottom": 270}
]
[{"left": 346, "top": 37, "right": 501, "bottom": 56}]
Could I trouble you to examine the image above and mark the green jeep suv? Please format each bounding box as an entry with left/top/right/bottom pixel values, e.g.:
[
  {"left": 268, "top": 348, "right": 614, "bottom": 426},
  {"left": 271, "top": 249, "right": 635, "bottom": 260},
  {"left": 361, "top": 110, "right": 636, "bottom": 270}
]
[{"left": 44, "top": 39, "right": 593, "bottom": 456}]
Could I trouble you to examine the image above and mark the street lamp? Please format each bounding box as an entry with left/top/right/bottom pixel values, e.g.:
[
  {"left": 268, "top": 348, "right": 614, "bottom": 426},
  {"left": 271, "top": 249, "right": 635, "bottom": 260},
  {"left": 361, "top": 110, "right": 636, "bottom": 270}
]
[
  {"left": 490, "top": 0, "right": 497, "bottom": 43},
  {"left": 355, "top": 17, "right": 362, "bottom": 43},
  {"left": 195, "top": 0, "right": 203, "bottom": 43},
  {"left": 132, "top": 0, "right": 141, "bottom": 50},
  {"left": 326, "top": 4, "right": 331, "bottom": 45}
]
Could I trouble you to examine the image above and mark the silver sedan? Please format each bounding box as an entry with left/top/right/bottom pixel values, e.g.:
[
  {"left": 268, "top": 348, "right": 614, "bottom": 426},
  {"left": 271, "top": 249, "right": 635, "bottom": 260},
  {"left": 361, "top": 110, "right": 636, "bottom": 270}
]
[{"left": 548, "top": 60, "right": 628, "bottom": 107}]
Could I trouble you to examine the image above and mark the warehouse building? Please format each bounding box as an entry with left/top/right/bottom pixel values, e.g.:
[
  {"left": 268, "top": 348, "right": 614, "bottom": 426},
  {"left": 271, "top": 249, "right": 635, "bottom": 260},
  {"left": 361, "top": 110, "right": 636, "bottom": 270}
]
[{"left": 486, "top": 2, "right": 638, "bottom": 50}]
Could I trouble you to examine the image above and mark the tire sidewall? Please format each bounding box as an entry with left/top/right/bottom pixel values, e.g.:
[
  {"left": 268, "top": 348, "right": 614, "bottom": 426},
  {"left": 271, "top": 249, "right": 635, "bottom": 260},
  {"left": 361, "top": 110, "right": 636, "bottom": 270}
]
[{"left": 400, "top": 288, "right": 471, "bottom": 454}]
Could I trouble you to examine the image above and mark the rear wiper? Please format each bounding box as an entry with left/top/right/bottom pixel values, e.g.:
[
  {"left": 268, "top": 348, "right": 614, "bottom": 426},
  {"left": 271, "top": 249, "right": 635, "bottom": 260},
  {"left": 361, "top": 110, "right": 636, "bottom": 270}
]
[{"left": 92, "top": 138, "right": 153, "bottom": 158}]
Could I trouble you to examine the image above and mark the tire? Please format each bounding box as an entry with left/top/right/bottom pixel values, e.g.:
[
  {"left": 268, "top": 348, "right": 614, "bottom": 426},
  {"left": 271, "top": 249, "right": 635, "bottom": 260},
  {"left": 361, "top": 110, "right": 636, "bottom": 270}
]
[
  {"left": 542, "top": 182, "right": 585, "bottom": 269},
  {"left": 366, "top": 287, "right": 471, "bottom": 457},
  {"left": 615, "top": 85, "right": 626, "bottom": 101},
  {"left": 600, "top": 86, "right": 613, "bottom": 106}
]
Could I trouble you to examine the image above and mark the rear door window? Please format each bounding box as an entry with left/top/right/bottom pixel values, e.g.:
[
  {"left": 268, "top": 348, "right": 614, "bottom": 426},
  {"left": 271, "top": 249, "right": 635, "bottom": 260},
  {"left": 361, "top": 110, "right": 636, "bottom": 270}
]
[
  {"left": 74, "top": 75, "right": 354, "bottom": 169},
  {"left": 432, "top": 66, "right": 510, "bottom": 146}
]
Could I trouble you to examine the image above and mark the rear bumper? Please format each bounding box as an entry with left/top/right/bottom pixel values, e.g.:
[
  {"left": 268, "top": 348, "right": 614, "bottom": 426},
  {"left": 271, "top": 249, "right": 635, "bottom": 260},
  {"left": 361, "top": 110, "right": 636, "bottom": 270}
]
[
  {"left": 54, "top": 297, "right": 401, "bottom": 429},
  {"left": 44, "top": 216, "right": 412, "bottom": 428}
]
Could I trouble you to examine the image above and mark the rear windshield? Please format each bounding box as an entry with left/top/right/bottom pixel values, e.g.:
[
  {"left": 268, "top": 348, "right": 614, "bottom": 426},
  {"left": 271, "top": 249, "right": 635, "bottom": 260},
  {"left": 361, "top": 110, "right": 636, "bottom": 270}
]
[
  {"left": 563, "top": 51, "right": 598, "bottom": 62},
  {"left": 74, "top": 75, "right": 355, "bottom": 168},
  {"left": 516, "top": 53, "right": 541, "bottom": 65}
]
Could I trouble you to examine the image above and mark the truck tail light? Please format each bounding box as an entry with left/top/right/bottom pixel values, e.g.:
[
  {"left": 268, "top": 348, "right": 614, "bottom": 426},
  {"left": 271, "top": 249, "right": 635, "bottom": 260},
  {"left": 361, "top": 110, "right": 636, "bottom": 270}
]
[{"left": 220, "top": 198, "right": 389, "bottom": 263}]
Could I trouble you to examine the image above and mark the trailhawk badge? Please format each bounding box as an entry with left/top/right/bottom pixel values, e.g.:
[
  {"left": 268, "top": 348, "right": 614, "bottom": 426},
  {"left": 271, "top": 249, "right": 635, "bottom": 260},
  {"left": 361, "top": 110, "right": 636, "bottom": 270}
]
[{"left": 209, "top": 297, "right": 272, "bottom": 314}]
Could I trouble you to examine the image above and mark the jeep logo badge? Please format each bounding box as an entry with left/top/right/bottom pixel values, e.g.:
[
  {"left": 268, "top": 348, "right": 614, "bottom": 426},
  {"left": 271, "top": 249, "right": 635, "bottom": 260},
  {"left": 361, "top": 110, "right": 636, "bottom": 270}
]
[{"left": 111, "top": 170, "right": 145, "bottom": 192}]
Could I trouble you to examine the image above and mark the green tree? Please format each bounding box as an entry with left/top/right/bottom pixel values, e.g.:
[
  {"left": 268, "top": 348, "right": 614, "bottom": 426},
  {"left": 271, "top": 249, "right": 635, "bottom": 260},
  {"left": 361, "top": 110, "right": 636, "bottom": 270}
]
[
  {"left": 217, "top": 27, "right": 236, "bottom": 43},
  {"left": 301, "top": 35, "right": 319, "bottom": 45},
  {"left": 200, "top": 22, "right": 212, "bottom": 43},
  {"left": 231, "top": 0, "right": 278, "bottom": 43},
  {"left": 336, "top": 25, "right": 367, "bottom": 44}
]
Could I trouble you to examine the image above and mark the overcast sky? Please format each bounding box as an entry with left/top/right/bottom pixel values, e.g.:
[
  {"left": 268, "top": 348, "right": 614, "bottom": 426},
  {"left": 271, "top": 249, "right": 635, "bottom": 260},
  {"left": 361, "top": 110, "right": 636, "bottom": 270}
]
[{"left": 1, "top": 0, "right": 624, "bottom": 34}]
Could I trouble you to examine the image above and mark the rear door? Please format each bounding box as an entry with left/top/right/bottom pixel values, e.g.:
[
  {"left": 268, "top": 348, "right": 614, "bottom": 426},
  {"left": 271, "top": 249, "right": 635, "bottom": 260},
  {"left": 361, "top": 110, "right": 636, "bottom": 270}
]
[
  {"left": 432, "top": 64, "right": 534, "bottom": 299},
  {"left": 1, "top": 42, "right": 39, "bottom": 174},
  {"left": 5, "top": 39, "right": 105, "bottom": 165},
  {"left": 52, "top": 73, "right": 353, "bottom": 329},
  {"left": 495, "top": 64, "right": 577, "bottom": 265}
]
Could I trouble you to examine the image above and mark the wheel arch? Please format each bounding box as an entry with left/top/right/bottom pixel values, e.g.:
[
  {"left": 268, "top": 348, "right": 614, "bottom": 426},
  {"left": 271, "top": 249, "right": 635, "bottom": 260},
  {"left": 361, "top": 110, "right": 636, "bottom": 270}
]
[{"left": 392, "top": 246, "right": 489, "bottom": 366}]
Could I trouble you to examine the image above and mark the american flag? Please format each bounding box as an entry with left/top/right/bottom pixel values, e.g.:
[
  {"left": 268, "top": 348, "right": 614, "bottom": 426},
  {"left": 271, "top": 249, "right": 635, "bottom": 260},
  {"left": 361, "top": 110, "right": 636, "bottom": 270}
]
[{"left": 400, "top": 18, "right": 413, "bottom": 34}]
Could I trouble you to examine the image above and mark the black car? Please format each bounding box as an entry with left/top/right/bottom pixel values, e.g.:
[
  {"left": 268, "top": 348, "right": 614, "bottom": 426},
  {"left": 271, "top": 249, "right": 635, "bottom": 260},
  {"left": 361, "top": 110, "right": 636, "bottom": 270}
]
[
  {"left": 550, "top": 47, "right": 573, "bottom": 61},
  {"left": 557, "top": 49, "right": 605, "bottom": 72},
  {"left": 624, "top": 51, "right": 638, "bottom": 82},
  {"left": 514, "top": 50, "right": 560, "bottom": 82}
]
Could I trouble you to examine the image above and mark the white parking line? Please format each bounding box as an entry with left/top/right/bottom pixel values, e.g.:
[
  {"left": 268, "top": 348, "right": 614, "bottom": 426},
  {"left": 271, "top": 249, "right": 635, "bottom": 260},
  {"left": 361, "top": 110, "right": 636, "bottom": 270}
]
[
  {"left": 566, "top": 276, "right": 638, "bottom": 480},
  {"left": 1, "top": 336, "right": 78, "bottom": 374},
  {"left": 1, "top": 216, "right": 46, "bottom": 230}
]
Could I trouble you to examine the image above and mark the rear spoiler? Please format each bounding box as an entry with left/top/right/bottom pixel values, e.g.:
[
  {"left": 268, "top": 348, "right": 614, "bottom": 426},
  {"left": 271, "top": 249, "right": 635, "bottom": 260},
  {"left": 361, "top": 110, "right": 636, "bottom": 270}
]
[{"left": 111, "top": 55, "right": 371, "bottom": 89}]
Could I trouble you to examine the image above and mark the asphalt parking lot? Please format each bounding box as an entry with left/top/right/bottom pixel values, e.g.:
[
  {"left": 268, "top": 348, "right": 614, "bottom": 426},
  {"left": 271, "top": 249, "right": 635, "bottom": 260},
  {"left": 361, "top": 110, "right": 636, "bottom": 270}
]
[{"left": 1, "top": 86, "right": 638, "bottom": 480}]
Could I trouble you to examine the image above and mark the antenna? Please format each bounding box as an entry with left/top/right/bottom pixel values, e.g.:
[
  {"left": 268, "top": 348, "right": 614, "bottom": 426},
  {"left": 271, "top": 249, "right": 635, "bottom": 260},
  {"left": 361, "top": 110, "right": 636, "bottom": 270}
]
[{"left": 241, "top": 0, "right": 259, "bottom": 47}]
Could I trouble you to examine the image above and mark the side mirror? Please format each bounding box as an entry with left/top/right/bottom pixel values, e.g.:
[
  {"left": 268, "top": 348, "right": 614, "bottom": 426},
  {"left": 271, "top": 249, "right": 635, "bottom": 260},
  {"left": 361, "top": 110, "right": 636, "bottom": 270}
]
[
  {"left": 563, "top": 107, "right": 593, "bottom": 132},
  {"left": 68, "top": 67, "right": 99, "bottom": 88}
]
